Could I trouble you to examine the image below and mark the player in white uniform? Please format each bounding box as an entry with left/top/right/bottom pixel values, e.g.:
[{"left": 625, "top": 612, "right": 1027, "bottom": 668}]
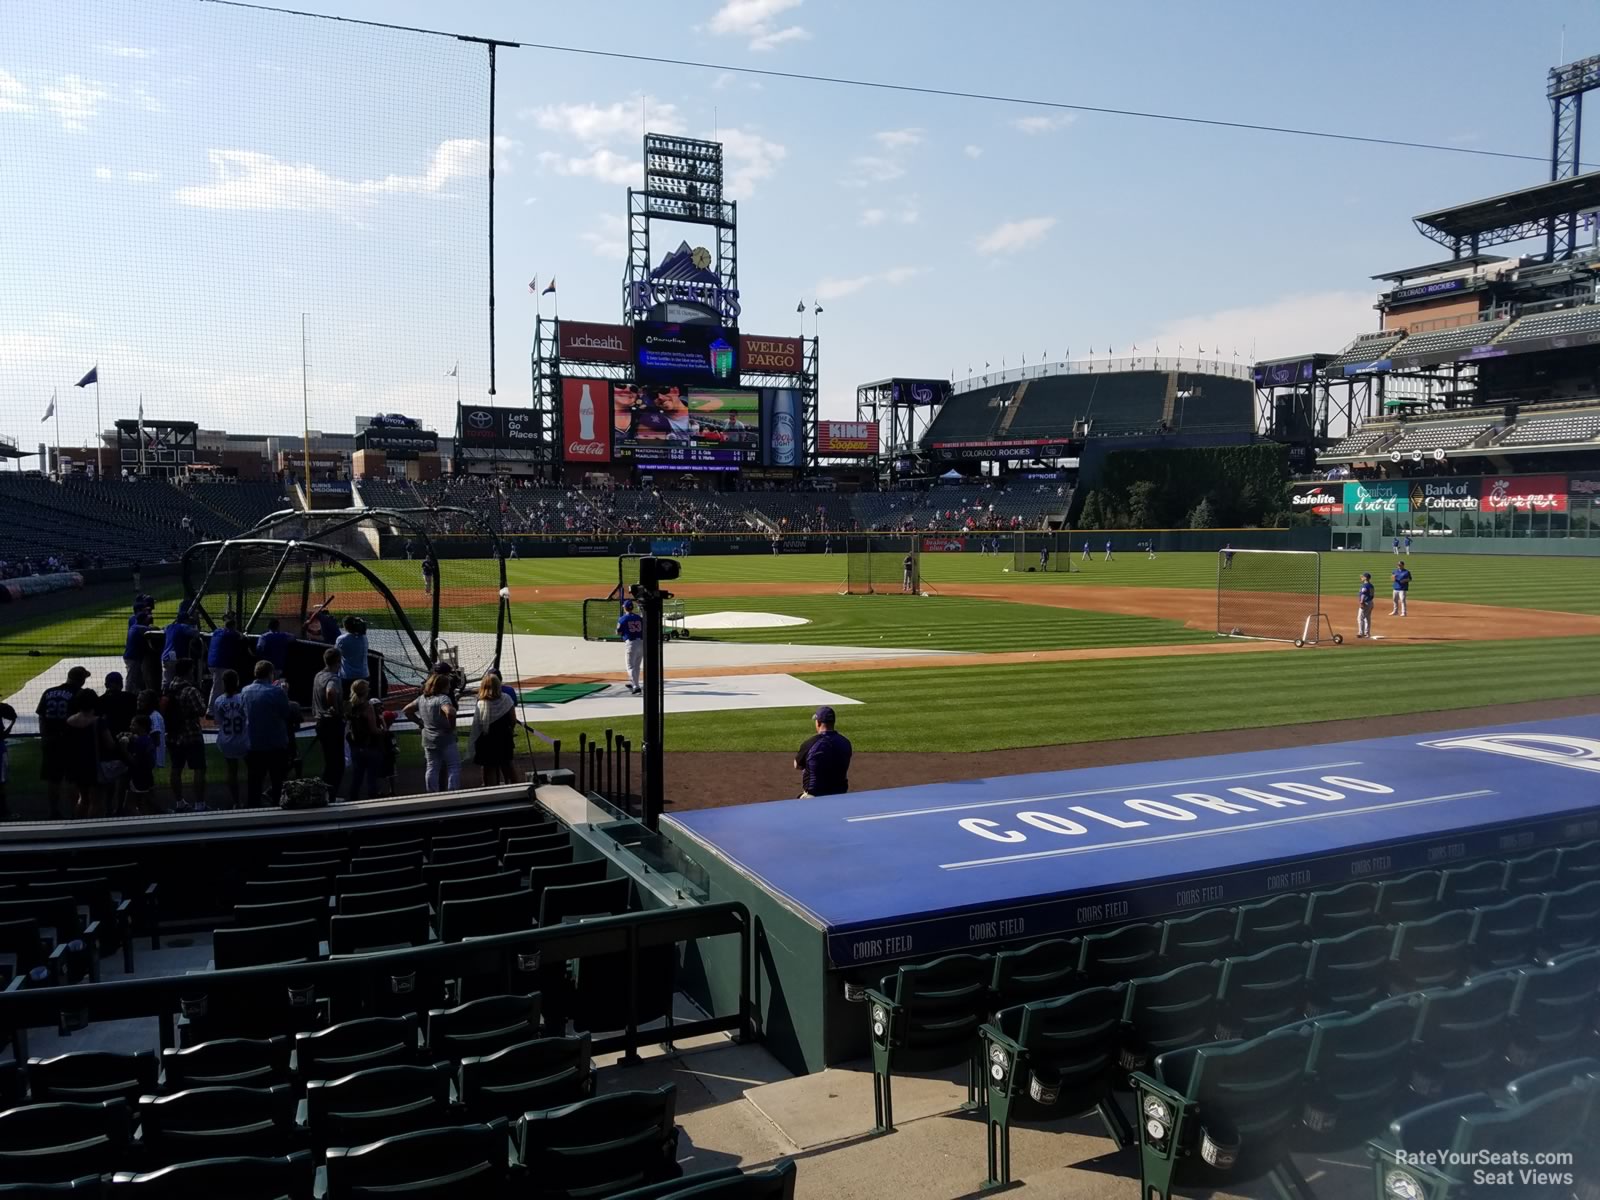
[{"left": 209, "top": 668, "right": 250, "bottom": 809}]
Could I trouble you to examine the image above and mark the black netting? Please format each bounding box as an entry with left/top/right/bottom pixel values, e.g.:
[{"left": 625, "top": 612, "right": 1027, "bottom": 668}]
[
  {"left": 1012, "top": 531, "right": 1071, "bottom": 573},
  {"left": 843, "top": 536, "right": 921, "bottom": 595},
  {"left": 1217, "top": 549, "right": 1326, "bottom": 643}
]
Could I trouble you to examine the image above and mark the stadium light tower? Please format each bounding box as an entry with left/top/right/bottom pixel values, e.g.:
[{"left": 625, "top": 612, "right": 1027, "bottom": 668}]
[{"left": 1548, "top": 52, "right": 1600, "bottom": 258}]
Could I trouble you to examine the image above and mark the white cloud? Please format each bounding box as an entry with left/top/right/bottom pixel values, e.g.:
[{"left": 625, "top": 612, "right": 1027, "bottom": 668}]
[
  {"left": 709, "top": 0, "right": 810, "bottom": 51},
  {"left": 127, "top": 170, "right": 159, "bottom": 184},
  {"left": 862, "top": 203, "right": 917, "bottom": 226},
  {"left": 975, "top": 216, "right": 1056, "bottom": 255},
  {"left": 535, "top": 147, "right": 639, "bottom": 187},
  {"left": 40, "top": 75, "right": 108, "bottom": 132},
  {"left": 859, "top": 208, "right": 885, "bottom": 227},
  {"left": 874, "top": 128, "right": 923, "bottom": 150},
  {"left": 579, "top": 213, "right": 628, "bottom": 260},
  {"left": 1012, "top": 112, "right": 1076, "bottom": 135},
  {"left": 173, "top": 137, "right": 491, "bottom": 216},
  {"left": 93, "top": 166, "right": 114, "bottom": 181},
  {"left": 493, "top": 134, "right": 519, "bottom": 173},
  {"left": 963, "top": 144, "right": 983, "bottom": 159},
  {"left": 103, "top": 44, "right": 153, "bottom": 59},
  {"left": 131, "top": 84, "right": 164, "bottom": 114},
  {"left": 0, "top": 69, "right": 33, "bottom": 115},
  {"left": 718, "top": 127, "right": 786, "bottom": 199},
  {"left": 815, "top": 265, "right": 924, "bottom": 301},
  {"left": 1140, "top": 290, "right": 1375, "bottom": 363},
  {"left": 523, "top": 96, "right": 684, "bottom": 141},
  {"left": 842, "top": 154, "right": 904, "bottom": 187}
]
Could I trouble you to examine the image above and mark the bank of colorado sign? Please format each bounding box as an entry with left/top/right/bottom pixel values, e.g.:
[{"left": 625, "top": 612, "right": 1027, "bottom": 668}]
[{"left": 1408, "top": 478, "right": 1478, "bottom": 511}]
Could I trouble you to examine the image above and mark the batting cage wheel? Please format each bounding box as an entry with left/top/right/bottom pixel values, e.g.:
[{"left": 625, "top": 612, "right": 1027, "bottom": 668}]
[
  {"left": 1216, "top": 548, "right": 1339, "bottom": 647},
  {"left": 842, "top": 535, "right": 921, "bottom": 595}
]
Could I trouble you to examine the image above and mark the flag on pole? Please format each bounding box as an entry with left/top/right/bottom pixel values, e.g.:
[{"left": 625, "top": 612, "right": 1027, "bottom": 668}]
[
  {"left": 75, "top": 366, "right": 98, "bottom": 388},
  {"left": 528, "top": 277, "right": 537, "bottom": 294},
  {"left": 41, "top": 397, "right": 54, "bottom": 422},
  {"left": 446, "top": 362, "right": 458, "bottom": 378},
  {"left": 542, "top": 279, "right": 557, "bottom": 295},
  {"left": 796, "top": 300, "right": 805, "bottom": 313}
]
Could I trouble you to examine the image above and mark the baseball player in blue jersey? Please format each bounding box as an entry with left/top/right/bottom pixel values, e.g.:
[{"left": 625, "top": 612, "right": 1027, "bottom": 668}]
[
  {"left": 1081, "top": 540, "right": 1091, "bottom": 562},
  {"left": 1038, "top": 545, "right": 1050, "bottom": 571},
  {"left": 1103, "top": 539, "right": 1114, "bottom": 561},
  {"left": 1403, "top": 534, "right": 1413, "bottom": 555},
  {"left": 1390, "top": 561, "right": 1413, "bottom": 617},
  {"left": 1392, "top": 536, "right": 1401, "bottom": 557},
  {"left": 1357, "top": 572, "right": 1374, "bottom": 637},
  {"left": 617, "top": 599, "right": 645, "bottom": 694}
]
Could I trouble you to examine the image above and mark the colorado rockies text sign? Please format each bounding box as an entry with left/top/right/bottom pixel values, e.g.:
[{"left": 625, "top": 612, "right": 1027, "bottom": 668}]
[
  {"left": 457, "top": 405, "right": 540, "bottom": 450},
  {"left": 664, "top": 717, "right": 1600, "bottom": 967}
]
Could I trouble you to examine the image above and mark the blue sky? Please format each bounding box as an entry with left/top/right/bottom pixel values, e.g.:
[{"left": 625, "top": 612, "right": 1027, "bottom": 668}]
[{"left": 5, "top": 0, "right": 1600, "bottom": 457}]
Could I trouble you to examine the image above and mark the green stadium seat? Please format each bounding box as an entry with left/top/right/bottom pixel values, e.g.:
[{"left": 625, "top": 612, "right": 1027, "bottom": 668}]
[
  {"left": 0, "top": 897, "right": 99, "bottom": 985},
  {"left": 1133, "top": 1024, "right": 1314, "bottom": 1200},
  {"left": 107, "top": 1152, "right": 314, "bottom": 1199},
  {"left": 1437, "top": 860, "right": 1506, "bottom": 906},
  {"left": 0, "top": 1178, "right": 106, "bottom": 1197},
  {"left": 538, "top": 878, "right": 630, "bottom": 926},
  {"left": 1388, "top": 908, "right": 1477, "bottom": 993},
  {"left": 347, "top": 852, "right": 424, "bottom": 877},
  {"left": 497, "top": 822, "right": 557, "bottom": 855},
  {"left": 1541, "top": 880, "right": 1600, "bottom": 959},
  {"left": 1305, "top": 924, "right": 1392, "bottom": 1016},
  {"left": 1556, "top": 839, "right": 1600, "bottom": 886},
  {"left": 1304, "top": 881, "right": 1378, "bottom": 940},
  {"left": 328, "top": 905, "right": 431, "bottom": 956},
  {"left": 334, "top": 868, "right": 419, "bottom": 896},
  {"left": 1409, "top": 972, "right": 1519, "bottom": 1101},
  {"left": 1375, "top": 870, "right": 1443, "bottom": 924},
  {"left": 46, "top": 877, "right": 135, "bottom": 975},
  {"left": 263, "top": 861, "right": 340, "bottom": 885},
  {"left": 0, "top": 919, "right": 59, "bottom": 989},
  {"left": 336, "top": 884, "right": 430, "bottom": 918},
  {"left": 979, "top": 986, "right": 1131, "bottom": 1189},
  {"left": 606, "top": 1159, "right": 797, "bottom": 1200},
  {"left": 504, "top": 834, "right": 572, "bottom": 859},
  {"left": 231, "top": 897, "right": 327, "bottom": 933},
  {"left": 1502, "top": 1056, "right": 1600, "bottom": 1105},
  {"left": 294, "top": 1015, "right": 418, "bottom": 1083},
  {"left": 350, "top": 837, "right": 426, "bottom": 859},
  {"left": 455, "top": 1034, "right": 592, "bottom": 1122},
  {"left": 323, "top": 1120, "right": 510, "bottom": 1200},
  {"left": 1121, "top": 962, "right": 1222, "bottom": 1076},
  {"left": 421, "top": 858, "right": 501, "bottom": 899},
  {"left": 234, "top": 881, "right": 323, "bottom": 910},
  {"left": 1079, "top": 921, "right": 1162, "bottom": 985},
  {"left": 27, "top": 1051, "right": 158, "bottom": 1107},
  {"left": 303, "top": 1063, "right": 454, "bottom": 1151},
  {"left": 1468, "top": 894, "right": 1545, "bottom": 975},
  {"left": 502, "top": 846, "right": 574, "bottom": 875},
  {"left": 160, "top": 1037, "right": 291, "bottom": 1092},
  {"left": 514, "top": 1086, "right": 680, "bottom": 1200},
  {"left": 429, "top": 843, "right": 501, "bottom": 867},
  {"left": 135, "top": 1084, "right": 296, "bottom": 1164},
  {"left": 438, "top": 891, "right": 537, "bottom": 944},
  {"left": 212, "top": 920, "right": 323, "bottom": 970},
  {"left": 1508, "top": 950, "right": 1600, "bottom": 1069},
  {"left": 527, "top": 861, "right": 608, "bottom": 911},
  {"left": 279, "top": 843, "right": 347, "bottom": 864},
  {"left": 1297, "top": 1003, "right": 1416, "bottom": 1150},
  {"left": 1214, "top": 942, "right": 1309, "bottom": 1041},
  {"left": 430, "top": 828, "right": 496, "bottom": 853},
  {"left": 0, "top": 1100, "right": 132, "bottom": 1184},
  {"left": 426, "top": 994, "right": 542, "bottom": 1061},
  {"left": 867, "top": 953, "right": 993, "bottom": 1133},
  {"left": 435, "top": 871, "right": 522, "bottom": 906},
  {"left": 1505, "top": 848, "right": 1561, "bottom": 894},
  {"left": 989, "top": 938, "right": 1082, "bottom": 1009},
  {"left": 63, "top": 863, "right": 159, "bottom": 955},
  {"left": 1158, "top": 908, "right": 1235, "bottom": 968}
]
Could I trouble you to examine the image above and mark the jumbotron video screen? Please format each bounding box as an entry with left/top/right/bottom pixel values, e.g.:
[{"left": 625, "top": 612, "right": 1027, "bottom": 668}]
[{"left": 612, "top": 385, "right": 761, "bottom": 467}]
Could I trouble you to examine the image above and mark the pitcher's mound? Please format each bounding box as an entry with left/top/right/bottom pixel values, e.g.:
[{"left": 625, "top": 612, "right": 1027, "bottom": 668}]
[{"left": 683, "top": 611, "right": 811, "bottom": 630}]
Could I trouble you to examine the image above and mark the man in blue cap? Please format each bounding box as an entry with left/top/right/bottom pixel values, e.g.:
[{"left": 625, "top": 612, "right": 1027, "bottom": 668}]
[
  {"left": 617, "top": 599, "right": 645, "bottom": 695},
  {"left": 794, "top": 706, "right": 852, "bottom": 798}
]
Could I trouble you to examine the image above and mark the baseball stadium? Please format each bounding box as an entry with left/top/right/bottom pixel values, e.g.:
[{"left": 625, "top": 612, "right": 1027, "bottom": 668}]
[{"left": 2, "top": 4, "right": 1600, "bottom": 1200}]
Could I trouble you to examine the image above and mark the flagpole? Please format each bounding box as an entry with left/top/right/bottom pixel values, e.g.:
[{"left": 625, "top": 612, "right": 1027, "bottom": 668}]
[
  {"left": 138, "top": 395, "right": 145, "bottom": 478},
  {"left": 52, "top": 389, "right": 60, "bottom": 481},
  {"left": 301, "top": 313, "right": 312, "bottom": 513},
  {"left": 95, "top": 363, "right": 104, "bottom": 479}
]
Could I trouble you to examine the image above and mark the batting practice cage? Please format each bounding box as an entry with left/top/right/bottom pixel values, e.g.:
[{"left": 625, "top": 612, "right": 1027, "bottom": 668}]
[
  {"left": 182, "top": 506, "right": 508, "bottom": 709},
  {"left": 1012, "top": 531, "right": 1072, "bottom": 574},
  {"left": 1216, "top": 548, "right": 1341, "bottom": 647},
  {"left": 843, "top": 536, "right": 921, "bottom": 595}
]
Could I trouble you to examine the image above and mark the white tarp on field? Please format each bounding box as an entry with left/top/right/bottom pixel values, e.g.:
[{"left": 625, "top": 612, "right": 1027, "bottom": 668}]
[{"left": 518, "top": 673, "right": 856, "bottom": 724}]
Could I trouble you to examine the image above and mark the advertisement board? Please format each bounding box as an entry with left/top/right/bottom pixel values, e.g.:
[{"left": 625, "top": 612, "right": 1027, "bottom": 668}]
[
  {"left": 892, "top": 379, "right": 949, "bottom": 406},
  {"left": 764, "top": 388, "right": 801, "bottom": 468},
  {"left": 457, "top": 406, "right": 540, "bottom": 451},
  {"left": 558, "top": 320, "right": 632, "bottom": 364},
  {"left": 1568, "top": 473, "right": 1600, "bottom": 499},
  {"left": 1253, "top": 359, "right": 1318, "bottom": 388},
  {"left": 1407, "top": 478, "right": 1479, "bottom": 511},
  {"left": 635, "top": 322, "right": 740, "bottom": 385},
  {"left": 740, "top": 334, "right": 803, "bottom": 374},
  {"left": 1344, "top": 481, "right": 1410, "bottom": 514},
  {"left": 1288, "top": 482, "right": 1343, "bottom": 515},
  {"left": 359, "top": 428, "right": 438, "bottom": 456},
  {"left": 561, "top": 378, "right": 611, "bottom": 463},
  {"left": 921, "top": 536, "right": 967, "bottom": 553},
  {"left": 817, "top": 420, "right": 878, "bottom": 456},
  {"left": 1481, "top": 475, "right": 1568, "bottom": 512},
  {"left": 613, "top": 384, "right": 759, "bottom": 466}
]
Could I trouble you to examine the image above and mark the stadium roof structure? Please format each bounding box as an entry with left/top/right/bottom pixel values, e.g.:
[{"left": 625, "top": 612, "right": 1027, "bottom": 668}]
[
  {"left": 1372, "top": 253, "right": 1506, "bottom": 283},
  {"left": 1413, "top": 171, "right": 1600, "bottom": 256},
  {"left": 0, "top": 435, "right": 26, "bottom": 461}
]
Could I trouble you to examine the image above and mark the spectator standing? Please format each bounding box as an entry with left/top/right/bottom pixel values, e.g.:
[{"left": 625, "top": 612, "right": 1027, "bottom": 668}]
[
  {"left": 344, "top": 679, "right": 384, "bottom": 801},
  {"left": 207, "top": 614, "right": 244, "bottom": 702},
  {"left": 241, "top": 660, "right": 293, "bottom": 806},
  {"left": 254, "top": 618, "right": 294, "bottom": 680},
  {"left": 310, "top": 647, "right": 346, "bottom": 795},
  {"left": 209, "top": 669, "right": 249, "bottom": 809},
  {"left": 124, "top": 608, "right": 154, "bottom": 693},
  {"left": 336, "top": 616, "right": 369, "bottom": 693},
  {"left": 36, "top": 664, "right": 88, "bottom": 819},
  {"left": 137, "top": 689, "right": 165, "bottom": 776},
  {"left": 98, "top": 671, "right": 137, "bottom": 737},
  {"left": 793, "top": 706, "right": 852, "bottom": 799},
  {"left": 65, "top": 689, "right": 120, "bottom": 820},
  {"left": 163, "top": 659, "right": 208, "bottom": 811},
  {"left": 0, "top": 702, "right": 15, "bottom": 821},
  {"left": 403, "top": 670, "right": 459, "bottom": 792},
  {"left": 469, "top": 672, "right": 519, "bottom": 787},
  {"left": 120, "top": 714, "right": 157, "bottom": 816},
  {"left": 161, "top": 606, "right": 199, "bottom": 688}
]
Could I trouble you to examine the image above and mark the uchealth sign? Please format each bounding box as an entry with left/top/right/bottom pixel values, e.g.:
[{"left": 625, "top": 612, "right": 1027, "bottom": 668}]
[
  {"left": 1408, "top": 478, "right": 1479, "bottom": 511},
  {"left": 740, "top": 334, "right": 803, "bottom": 373},
  {"left": 1344, "top": 480, "right": 1409, "bottom": 514},
  {"left": 817, "top": 420, "right": 879, "bottom": 456},
  {"left": 561, "top": 378, "right": 610, "bottom": 463},
  {"left": 1481, "top": 474, "right": 1567, "bottom": 512},
  {"left": 558, "top": 320, "right": 632, "bottom": 364},
  {"left": 1288, "top": 483, "right": 1342, "bottom": 514}
]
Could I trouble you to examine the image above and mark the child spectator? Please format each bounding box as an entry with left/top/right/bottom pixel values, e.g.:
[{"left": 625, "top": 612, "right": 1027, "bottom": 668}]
[
  {"left": 209, "top": 668, "right": 249, "bottom": 809},
  {"left": 163, "top": 659, "right": 208, "bottom": 811},
  {"left": 137, "top": 688, "right": 166, "bottom": 775},
  {"left": 120, "top": 714, "right": 158, "bottom": 816}
]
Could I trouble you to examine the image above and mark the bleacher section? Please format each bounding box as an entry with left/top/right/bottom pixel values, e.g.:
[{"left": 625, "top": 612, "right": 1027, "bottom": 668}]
[
  {"left": 920, "top": 385, "right": 1010, "bottom": 444},
  {"left": 1172, "top": 373, "right": 1253, "bottom": 432},
  {"left": 1497, "top": 409, "right": 1600, "bottom": 446},
  {"left": 1495, "top": 303, "right": 1600, "bottom": 347},
  {"left": 1322, "top": 426, "right": 1397, "bottom": 458},
  {"left": 1325, "top": 329, "right": 1406, "bottom": 372},
  {"left": 1387, "top": 421, "right": 1495, "bottom": 454},
  {"left": 1388, "top": 317, "right": 1511, "bottom": 362}
]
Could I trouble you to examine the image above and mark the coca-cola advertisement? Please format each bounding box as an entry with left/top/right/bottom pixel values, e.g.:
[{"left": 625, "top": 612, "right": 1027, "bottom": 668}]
[
  {"left": 1480, "top": 474, "right": 1567, "bottom": 512},
  {"left": 562, "top": 378, "right": 610, "bottom": 463}
]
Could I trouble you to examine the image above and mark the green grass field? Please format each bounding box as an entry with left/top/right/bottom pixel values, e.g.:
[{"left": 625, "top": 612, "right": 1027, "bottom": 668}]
[{"left": 2, "top": 552, "right": 1597, "bottom": 771}]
